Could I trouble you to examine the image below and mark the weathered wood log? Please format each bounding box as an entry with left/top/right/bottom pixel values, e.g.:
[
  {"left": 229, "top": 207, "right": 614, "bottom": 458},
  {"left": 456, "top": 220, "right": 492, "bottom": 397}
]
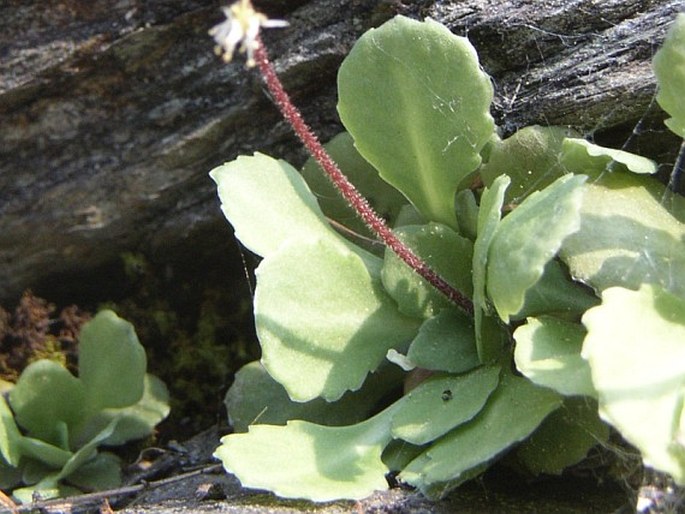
[{"left": 0, "top": 0, "right": 681, "bottom": 304}]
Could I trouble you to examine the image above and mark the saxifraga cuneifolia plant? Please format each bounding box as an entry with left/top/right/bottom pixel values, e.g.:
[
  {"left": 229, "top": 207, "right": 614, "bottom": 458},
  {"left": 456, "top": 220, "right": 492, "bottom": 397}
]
[{"left": 208, "top": 0, "right": 685, "bottom": 505}]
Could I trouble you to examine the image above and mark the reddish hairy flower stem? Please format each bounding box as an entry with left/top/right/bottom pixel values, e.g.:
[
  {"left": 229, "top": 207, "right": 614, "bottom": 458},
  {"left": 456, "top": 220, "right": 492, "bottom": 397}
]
[{"left": 254, "top": 39, "right": 474, "bottom": 316}]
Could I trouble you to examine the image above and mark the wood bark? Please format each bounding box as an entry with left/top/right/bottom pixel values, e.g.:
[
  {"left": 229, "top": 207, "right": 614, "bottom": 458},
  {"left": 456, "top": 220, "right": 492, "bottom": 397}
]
[{"left": 0, "top": 0, "right": 681, "bottom": 304}]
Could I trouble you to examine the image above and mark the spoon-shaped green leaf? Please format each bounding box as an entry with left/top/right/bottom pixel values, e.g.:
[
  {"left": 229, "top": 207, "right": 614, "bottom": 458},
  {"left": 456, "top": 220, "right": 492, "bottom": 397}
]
[
  {"left": 338, "top": 16, "right": 494, "bottom": 229},
  {"left": 215, "top": 407, "right": 398, "bottom": 501},
  {"left": 653, "top": 14, "right": 685, "bottom": 138}
]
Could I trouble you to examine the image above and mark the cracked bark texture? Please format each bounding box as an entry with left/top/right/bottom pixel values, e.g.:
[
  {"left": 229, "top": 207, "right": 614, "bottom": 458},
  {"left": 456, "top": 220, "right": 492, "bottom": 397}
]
[{"left": 0, "top": 0, "right": 682, "bottom": 303}]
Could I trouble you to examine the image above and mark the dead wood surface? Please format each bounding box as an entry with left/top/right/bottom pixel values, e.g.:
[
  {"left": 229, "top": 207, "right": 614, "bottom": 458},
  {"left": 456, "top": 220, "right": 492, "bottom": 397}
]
[{"left": 0, "top": 0, "right": 682, "bottom": 303}]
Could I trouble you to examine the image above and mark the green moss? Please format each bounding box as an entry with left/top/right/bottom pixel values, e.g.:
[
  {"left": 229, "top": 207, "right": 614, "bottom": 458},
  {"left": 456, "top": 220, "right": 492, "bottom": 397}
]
[
  {"left": 26, "top": 335, "right": 67, "bottom": 368},
  {"left": 102, "top": 252, "right": 257, "bottom": 438}
]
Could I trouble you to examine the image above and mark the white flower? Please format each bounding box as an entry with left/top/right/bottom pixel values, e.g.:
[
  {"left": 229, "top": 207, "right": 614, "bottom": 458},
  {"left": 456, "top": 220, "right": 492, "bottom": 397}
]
[{"left": 209, "top": 0, "right": 288, "bottom": 67}]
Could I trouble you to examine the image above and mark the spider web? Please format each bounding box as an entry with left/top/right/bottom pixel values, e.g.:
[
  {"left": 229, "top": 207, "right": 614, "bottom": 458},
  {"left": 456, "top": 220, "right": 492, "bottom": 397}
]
[{"left": 467, "top": 10, "right": 685, "bottom": 304}]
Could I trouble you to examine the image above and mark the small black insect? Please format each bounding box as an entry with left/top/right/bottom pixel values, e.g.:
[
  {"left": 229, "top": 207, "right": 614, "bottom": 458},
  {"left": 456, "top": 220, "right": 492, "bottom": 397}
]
[{"left": 441, "top": 389, "right": 453, "bottom": 402}]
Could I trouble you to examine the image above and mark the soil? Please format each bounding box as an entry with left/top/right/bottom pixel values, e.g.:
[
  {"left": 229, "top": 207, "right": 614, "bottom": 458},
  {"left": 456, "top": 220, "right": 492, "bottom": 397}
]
[{"left": 14, "top": 426, "right": 632, "bottom": 514}]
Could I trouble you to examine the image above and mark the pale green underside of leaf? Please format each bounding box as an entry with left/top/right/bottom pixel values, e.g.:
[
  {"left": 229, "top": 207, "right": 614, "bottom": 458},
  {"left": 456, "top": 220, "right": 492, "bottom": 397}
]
[
  {"left": 653, "top": 13, "right": 685, "bottom": 138},
  {"left": 255, "top": 237, "right": 420, "bottom": 402},
  {"left": 514, "top": 316, "right": 596, "bottom": 397},
  {"left": 391, "top": 366, "right": 500, "bottom": 445},
  {"left": 399, "top": 372, "right": 561, "bottom": 498},
  {"left": 215, "top": 409, "right": 396, "bottom": 502},
  {"left": 560, "top": 171, "right": 685, "bottom": 298},
  {"left": 560, "top": 138, "right": 658, "bottom": 175},
  {"left": 473, "top": 175, "right": 510, "bottom": 361},
  {"left": 337, "top": 16, "right": 494, "bottom": 229},
  {"left": 210, "top": 153, "right": 337, "bottom": 258},
  {"left": 516, "top": 397, "right": 609, "bottom": 475},
  {"left": 487, "top": 174, "right": 586, "bottom": 323},
  {"left": 582, "top": 284, "right": 685, "bottom": 483}
]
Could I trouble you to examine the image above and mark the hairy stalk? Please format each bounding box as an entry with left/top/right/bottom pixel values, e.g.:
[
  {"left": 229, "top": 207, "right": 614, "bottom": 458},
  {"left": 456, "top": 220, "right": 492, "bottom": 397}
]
[{"left": 254, "top": 37, "right": 473, "bottom": 315}]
